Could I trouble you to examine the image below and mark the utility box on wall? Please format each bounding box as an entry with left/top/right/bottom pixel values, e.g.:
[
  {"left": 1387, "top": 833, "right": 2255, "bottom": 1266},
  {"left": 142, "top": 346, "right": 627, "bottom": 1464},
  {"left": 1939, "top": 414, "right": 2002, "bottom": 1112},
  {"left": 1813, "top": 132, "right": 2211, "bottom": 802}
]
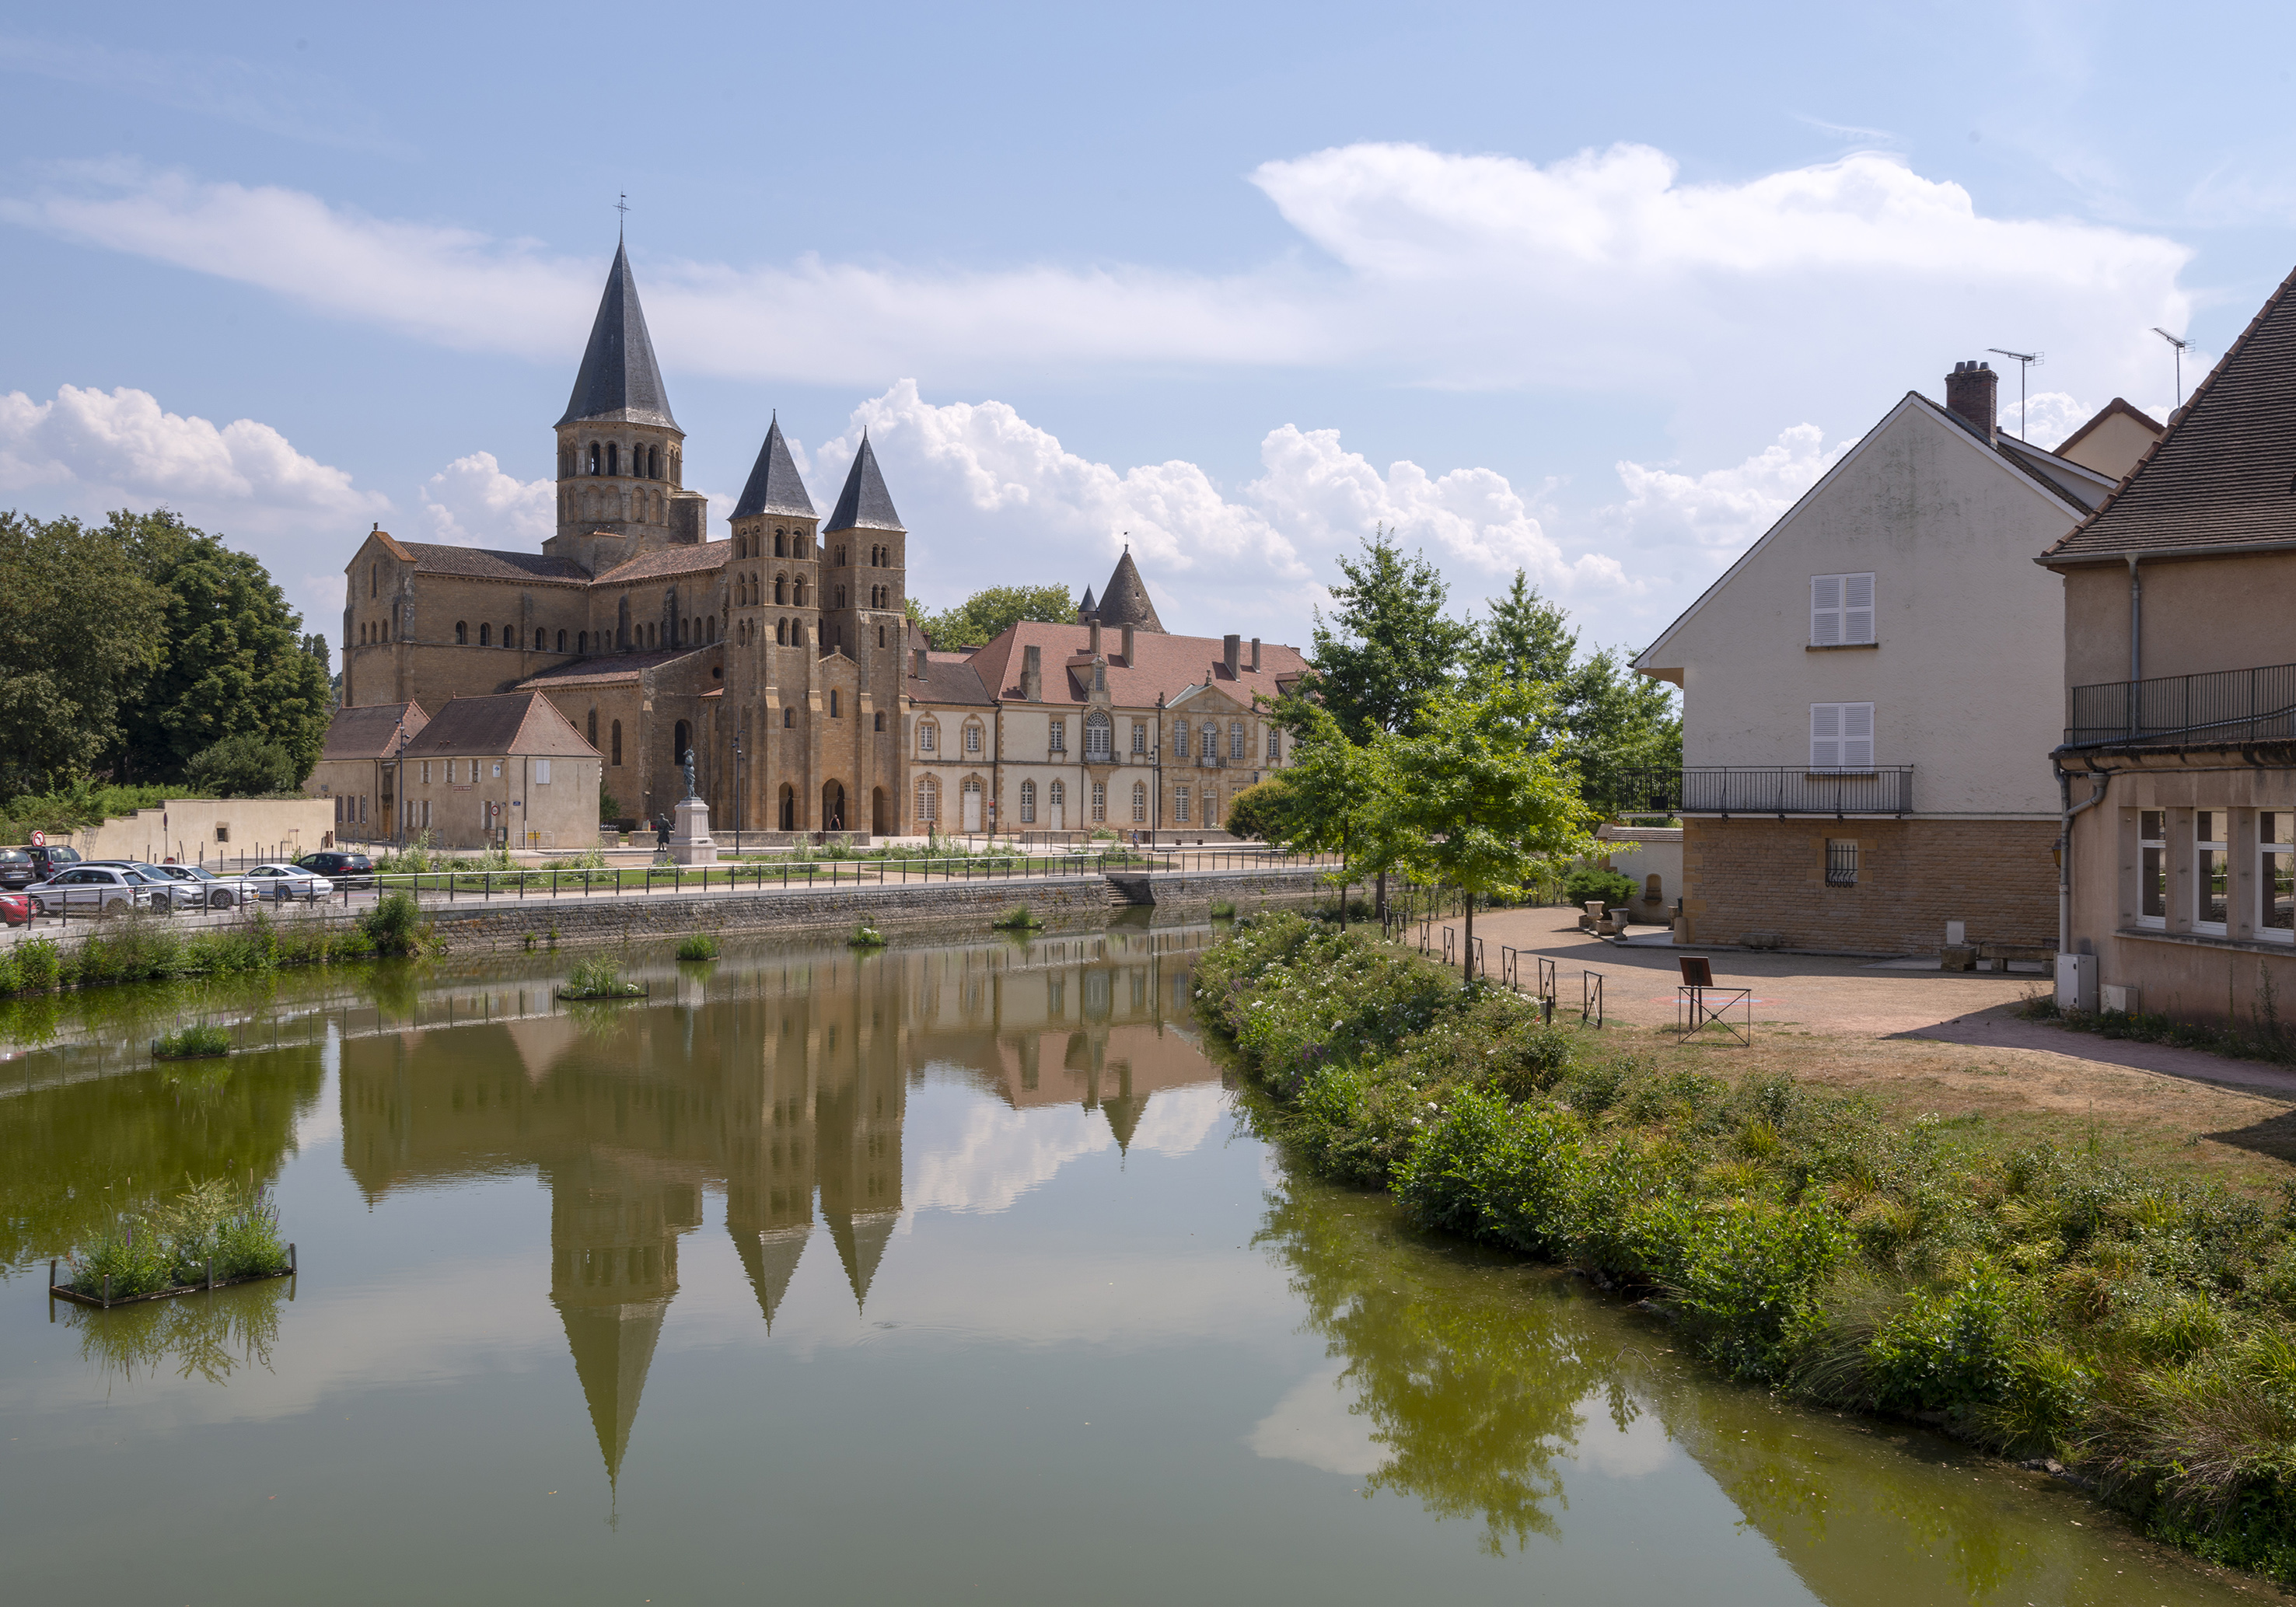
[{"left": 2055, "top": 952, "right": 2098, "bottom": 1015}]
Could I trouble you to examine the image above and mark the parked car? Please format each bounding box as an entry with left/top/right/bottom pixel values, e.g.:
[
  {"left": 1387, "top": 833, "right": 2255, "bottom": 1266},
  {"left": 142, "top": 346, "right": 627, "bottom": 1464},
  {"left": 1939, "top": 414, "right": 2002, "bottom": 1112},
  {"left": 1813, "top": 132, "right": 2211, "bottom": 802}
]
[
  {"left": 0, "top": 892, "right": 30, "bottom": 927},
  {"left": 140, "top": 863, "right": 257, "bottom": 909},
  {"left": 25, "top": 844, "right": 81, "bottom": 880},
  {"left": 0, "top": 848, "right": 35, "bottom": 890},
  {"left": 82, "top": 861, "right": 207, "bottom": 912},
  {"left": 295, "top": 851, "right": 374, "bottom": 889},
  {"left": 25, "top": 865, "right": 161, "bottom": 917},
  {"left": 243, "top": 863, "right": 334, "bottom": 902}
]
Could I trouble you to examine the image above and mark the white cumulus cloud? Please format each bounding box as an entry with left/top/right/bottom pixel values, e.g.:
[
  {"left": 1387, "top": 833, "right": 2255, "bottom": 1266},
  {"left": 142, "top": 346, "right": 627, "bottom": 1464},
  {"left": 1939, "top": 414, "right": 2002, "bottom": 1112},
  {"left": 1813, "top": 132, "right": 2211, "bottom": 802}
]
[
  {"left": 0, "top": 383, "right": 386, "bottom": 628},
  {"left": 1601, "top": 423, "right": 1850, "bottom": 557},
  {"left": 418, "top": 450, "right": 555, "bottom": 547},
  {"left": 811, "top": 381, "right": 1623, "bottom": 641},
  {"left": 2, "top": 145, "right": 2195, "bottom": 420}
]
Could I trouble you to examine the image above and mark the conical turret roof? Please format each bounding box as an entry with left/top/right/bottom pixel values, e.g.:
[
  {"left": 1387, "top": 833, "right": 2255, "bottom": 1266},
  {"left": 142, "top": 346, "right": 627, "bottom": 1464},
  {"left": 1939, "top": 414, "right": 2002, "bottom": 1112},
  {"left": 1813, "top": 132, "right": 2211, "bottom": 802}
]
[
  {"left": 825, "top": 435, "right": 904, "bottom": 533},
  {"left": 1095, "top": 548, "right": 1165, "bottom": 634},
  {"left": 732, "top": 1224, "right": 810, "bottom": 1333},
  {"left": 557, "top": 1297, "right": 667, "bottom": 1487},
  {"left": 1078, "top": 585, "right": 1098, "bottom": 619},
  {"left": 556, "top": 240, "right": 678, "bottom": 431},
  {"left": 732, "top": 415, "right": 814, "bottom": 519},
  {"left": 826, "top": 1210, "right": 898, "bottom": 1313}
]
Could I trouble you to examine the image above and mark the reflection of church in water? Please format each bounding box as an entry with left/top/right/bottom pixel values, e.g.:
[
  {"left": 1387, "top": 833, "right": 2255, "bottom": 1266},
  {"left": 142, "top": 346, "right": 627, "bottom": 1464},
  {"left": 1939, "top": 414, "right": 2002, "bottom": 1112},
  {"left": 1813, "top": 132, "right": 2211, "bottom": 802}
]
[{"left": 337, "top": 931, "right": 1216, "bottom": 1485}]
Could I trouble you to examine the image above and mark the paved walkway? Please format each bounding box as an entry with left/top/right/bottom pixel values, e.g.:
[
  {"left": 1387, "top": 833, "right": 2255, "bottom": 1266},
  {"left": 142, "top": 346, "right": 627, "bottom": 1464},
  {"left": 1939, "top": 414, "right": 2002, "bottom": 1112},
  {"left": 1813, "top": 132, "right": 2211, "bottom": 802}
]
[{"left": 1420, "top": 907, "right": 2296, "bottom": 1099}]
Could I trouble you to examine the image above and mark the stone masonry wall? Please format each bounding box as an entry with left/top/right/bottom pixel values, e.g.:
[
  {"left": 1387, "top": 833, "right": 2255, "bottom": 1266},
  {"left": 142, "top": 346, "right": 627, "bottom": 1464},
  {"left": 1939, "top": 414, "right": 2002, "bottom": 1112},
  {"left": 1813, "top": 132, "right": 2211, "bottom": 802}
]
[
  {"left": 420, "top": 868, "right": 1320, "bottom": 954},
  {"left": 1681, "top": 817, "right": 2057, "bottom": 955}
]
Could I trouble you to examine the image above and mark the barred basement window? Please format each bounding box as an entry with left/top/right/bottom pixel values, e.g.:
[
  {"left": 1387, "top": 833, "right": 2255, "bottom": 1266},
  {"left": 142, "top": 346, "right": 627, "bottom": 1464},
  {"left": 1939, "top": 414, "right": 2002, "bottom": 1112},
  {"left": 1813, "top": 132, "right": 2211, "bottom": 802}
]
[{"left": 1825, "top": 839, "right": 1858, "bottom": 886}]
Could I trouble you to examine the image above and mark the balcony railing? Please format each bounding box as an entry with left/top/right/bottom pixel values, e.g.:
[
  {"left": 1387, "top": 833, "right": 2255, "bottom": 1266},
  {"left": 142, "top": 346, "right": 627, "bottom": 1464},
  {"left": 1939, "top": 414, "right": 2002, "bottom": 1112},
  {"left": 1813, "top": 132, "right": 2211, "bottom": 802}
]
[
  {"left": 2065, "top": 662, "right": 2296, "bottom": 749},
  {"left": 1599, "top": 767, "right": 1914, "bottom": 817}
]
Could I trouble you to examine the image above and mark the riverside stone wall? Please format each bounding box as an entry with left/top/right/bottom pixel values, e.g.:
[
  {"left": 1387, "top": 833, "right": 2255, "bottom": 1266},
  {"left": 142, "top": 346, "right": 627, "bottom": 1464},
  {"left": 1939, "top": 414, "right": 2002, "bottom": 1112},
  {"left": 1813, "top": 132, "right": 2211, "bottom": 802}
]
[{"left": 419, "top": 868, "right": 1321, "bottom": 953}]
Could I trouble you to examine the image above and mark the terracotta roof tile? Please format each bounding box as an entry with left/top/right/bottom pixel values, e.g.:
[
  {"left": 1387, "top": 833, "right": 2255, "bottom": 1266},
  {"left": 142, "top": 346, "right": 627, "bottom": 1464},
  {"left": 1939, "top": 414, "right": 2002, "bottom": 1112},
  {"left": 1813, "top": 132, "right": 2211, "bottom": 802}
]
[
  {"left": 515, "top": 647, "right": 708, "bottom": 689},
  {"left": 403, "top": 692, "right": 599, "bottom": 759},
  {"left": 322, "top": 700, "right": 428, "bottom": 760},
  {"left": 942, "top": 621, "right": 1305, "bottom": 709},
  {"left": 2046, "top": 264, "right": 2296, "bottom": 564},
  {"left": 401, "top": 542, "right": 589, "bottom": 584},
  {"left": 592, "top": 540, "right": 730, "bottom": 585}
]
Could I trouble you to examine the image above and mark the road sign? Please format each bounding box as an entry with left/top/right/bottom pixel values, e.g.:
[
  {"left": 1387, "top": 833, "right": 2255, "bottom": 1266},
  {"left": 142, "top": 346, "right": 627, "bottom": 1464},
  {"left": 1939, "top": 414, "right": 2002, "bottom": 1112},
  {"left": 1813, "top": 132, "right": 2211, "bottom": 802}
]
[{"left": 29, "top": 830, "right": 44, "bottom": 847}]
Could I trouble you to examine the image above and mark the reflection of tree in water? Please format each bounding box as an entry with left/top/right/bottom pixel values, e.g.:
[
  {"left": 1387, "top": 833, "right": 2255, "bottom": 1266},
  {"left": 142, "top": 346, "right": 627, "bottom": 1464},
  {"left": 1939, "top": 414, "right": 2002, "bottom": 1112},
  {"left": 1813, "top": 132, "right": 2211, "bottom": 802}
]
[
  {"left": 63, "top": 1277, "right": 288, "bottom": 1385},
  {"left": 1256, "top": 1179, "right": 1607, "bottom": 1554}
]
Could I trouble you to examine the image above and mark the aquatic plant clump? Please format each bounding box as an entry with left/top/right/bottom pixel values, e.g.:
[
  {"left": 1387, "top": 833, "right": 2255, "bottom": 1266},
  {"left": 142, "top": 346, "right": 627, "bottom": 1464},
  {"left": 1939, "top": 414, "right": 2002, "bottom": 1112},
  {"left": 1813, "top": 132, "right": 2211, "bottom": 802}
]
[
  {"left": 849, "top": 925, "right": 887, "bottom": 948},
  {"left": 558, "top": 958, "right": 645, "bottom": 1000},
  {"left": 152, "top": 1022, "right": 232, "bottom": 1060},
  {"left": 65, "top": 1176, "right": 290, "bottom": 1300},
  {"left": 676, "top": 932, "right": 722, "bottom": 961},
  {"left": 1197, "top": 914, "right": 2296, "bottom": 1585},
  {"left": 990, "top": 907, "right": 1043, "bottom": 931}
]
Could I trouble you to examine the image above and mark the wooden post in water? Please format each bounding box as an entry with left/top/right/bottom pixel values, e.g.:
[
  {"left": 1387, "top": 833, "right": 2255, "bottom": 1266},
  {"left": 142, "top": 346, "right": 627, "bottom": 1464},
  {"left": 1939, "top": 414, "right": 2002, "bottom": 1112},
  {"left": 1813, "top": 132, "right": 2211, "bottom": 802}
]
[{"left": 289, "top": 1242, "right": 298, "bottom": 1276}]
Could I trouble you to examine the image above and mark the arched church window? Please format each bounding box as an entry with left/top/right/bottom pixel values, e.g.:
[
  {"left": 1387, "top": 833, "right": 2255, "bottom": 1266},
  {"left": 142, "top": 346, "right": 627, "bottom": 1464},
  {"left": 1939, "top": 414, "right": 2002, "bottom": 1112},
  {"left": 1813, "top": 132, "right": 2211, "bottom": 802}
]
[
  {"left": 874, "top": 711, "right": 885, "bottom": 732},
  {"left": 502, "top": 623, "right": 515, "bottom": 648},
  {"left": 606, "top": 444, "right": 619, "bottom": 477},
  {"left": 836, "top": 586, "right": 847, "bottom": 609},
  {"left": 587, "top": 710, "right": 597, "bottom": 747},
  {"left": 456, "top": 621, "right": 467, "bottom": 645},
  {"left": 774, "top": 529, "right": 786, "bottom": 557},
  {"left": 578, "top": 631, "right": 587, "bottom": 654},
  {"left": 557, "top": 630, "right": 567, "bottom": 653},
  {"left": 783, "top": 707, "right": 794, "bottom": 728},
  {"left": 610, "top": 721, "right": 622, "bottom": 765},
  {"left": 792, "top": 620, "right": 805, "bottom": 646},
  {"left": 795, "top": 578, "right": 808, "bottom": 606},
  {"left": 648, "top": 445, "right": 660, "bottom": 479},
  {"left": 776, "top": 617, "right": 788, "bottom": 645},
  {"left": 878, "top": 624, "right": 886, "bottom": 647},
  {"left": 588, "top": 442, "right": 600, "bottom": 474},
  {"left": 534, "top": 628, "right": 547, "bottom": 651},
  {"left": 479, "top": 623, "right": 491, "bottom": 646},
  {"left": 774, "top": 575, "right": 786, "bottom": 605}
]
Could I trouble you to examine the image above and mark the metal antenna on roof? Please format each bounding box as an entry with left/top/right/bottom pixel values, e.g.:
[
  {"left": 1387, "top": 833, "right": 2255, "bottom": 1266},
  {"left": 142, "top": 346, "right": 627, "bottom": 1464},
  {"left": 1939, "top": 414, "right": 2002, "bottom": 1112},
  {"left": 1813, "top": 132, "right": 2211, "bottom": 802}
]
[
  {"left": 2152, "top": 327, "right": 2192, "bottom": 408},
  {"left": 1987, "top": 348, "right": 2043, "bottom": 439}
]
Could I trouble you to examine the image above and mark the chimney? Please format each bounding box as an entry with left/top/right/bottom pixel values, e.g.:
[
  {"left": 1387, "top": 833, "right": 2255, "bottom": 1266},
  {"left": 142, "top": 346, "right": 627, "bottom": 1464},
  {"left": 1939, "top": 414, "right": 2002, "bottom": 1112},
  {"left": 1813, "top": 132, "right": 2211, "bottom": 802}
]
[
  {"left": 1120, "top": 624, "right": 1135, "bottom": 665},
  {"left": 1249, "top": 638, "right": 1261, "bottom": 672},
  {"left": 1022, "top": 643, "right": 1043, "bottom": 702},
  {"left": 1222, "top": 634, "right": 1240, "bottom": 678},
  {"left": 912, "top": 646, "right": 927, "bottom": 679},
  {"left": 1089, "top": 619, "right": 1102, "bottom": 656},
  {"left": 1945, "top": 360, "right": 1997, "bottom": 444}
]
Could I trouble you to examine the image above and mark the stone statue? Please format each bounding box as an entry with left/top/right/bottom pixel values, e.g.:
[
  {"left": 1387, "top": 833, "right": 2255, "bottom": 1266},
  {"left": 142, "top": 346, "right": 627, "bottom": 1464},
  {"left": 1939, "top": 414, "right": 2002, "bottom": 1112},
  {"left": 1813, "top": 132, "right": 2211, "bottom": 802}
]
[{"left": 680, "top": 747, "right": 698, "bottom": 801}]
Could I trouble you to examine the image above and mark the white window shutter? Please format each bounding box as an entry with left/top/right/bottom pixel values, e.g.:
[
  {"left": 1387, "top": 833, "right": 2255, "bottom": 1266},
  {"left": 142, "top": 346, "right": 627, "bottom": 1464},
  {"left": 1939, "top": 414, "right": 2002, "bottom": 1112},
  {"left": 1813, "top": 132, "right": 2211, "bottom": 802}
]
[
  {"left": 1810, "top": 704, "right": 1841, "bottom": 768},
  {"left": 1843, "top": 702, "right": 1874, "bottom": 769},
  {"left": 1810, "top": 576, "right": 1842, "bottom": 645},
  {"left": 1843, "top": 573, "right": 1875, "bottom": 644}
]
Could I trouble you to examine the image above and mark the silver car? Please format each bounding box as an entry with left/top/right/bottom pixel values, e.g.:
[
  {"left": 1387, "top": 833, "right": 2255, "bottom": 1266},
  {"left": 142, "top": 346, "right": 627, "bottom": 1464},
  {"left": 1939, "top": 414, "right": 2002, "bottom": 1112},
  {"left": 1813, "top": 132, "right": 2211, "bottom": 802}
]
[
  {"left": 84, "top": 861, "right": 206, "bottom": 912},
  {"left": 140, "top": 862, "right": 257, "bottom": 909},
  {"left": 243, "top": 863, "right": 334, "bottom": 902},
  {"left": 25, "top": 865, "right": 163, "bottom": 917}
]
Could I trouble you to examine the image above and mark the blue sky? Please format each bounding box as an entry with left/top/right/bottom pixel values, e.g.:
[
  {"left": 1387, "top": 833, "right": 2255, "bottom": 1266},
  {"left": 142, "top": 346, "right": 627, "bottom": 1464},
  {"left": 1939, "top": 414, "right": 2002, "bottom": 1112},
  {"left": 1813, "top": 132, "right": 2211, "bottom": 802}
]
[{"left": 3, "top": 2, "right": 2292, "bottom": 656}]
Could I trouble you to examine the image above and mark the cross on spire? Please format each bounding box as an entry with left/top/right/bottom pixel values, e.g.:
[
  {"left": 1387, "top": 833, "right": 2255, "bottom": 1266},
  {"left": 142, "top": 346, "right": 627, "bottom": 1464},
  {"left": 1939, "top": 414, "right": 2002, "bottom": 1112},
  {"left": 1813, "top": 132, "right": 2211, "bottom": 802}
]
[{"left": 616, "top": 193, "right": 628, "bottom": 239}]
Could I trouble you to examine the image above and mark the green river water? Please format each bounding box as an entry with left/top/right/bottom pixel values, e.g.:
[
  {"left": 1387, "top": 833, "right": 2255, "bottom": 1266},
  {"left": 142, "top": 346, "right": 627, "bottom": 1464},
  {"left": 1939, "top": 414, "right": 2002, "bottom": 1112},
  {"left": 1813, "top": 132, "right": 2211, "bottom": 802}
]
[{"left": 0, "top": 926, "right": 2266, "bottom": 1605}]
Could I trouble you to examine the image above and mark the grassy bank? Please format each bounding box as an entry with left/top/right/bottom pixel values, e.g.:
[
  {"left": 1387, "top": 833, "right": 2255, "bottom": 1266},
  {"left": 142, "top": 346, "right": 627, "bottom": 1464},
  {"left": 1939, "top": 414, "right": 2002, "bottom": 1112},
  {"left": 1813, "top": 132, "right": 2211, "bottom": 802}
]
[
  {"left": 0, "top": 893, "right": 427, "bottom": 1000},
  {"left": 1198, "top": 914, "right": 2296, "bottom": 1584}
]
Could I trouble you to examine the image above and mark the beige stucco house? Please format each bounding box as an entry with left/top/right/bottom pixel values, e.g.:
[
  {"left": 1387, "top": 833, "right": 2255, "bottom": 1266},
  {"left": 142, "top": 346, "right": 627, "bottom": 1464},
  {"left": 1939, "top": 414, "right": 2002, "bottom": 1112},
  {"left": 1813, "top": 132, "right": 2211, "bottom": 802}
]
[
  {"left": 390, "top": 691, "right": 605, "bottom": 851},
  {"left": 2043, "top": 268, "right": 2296, "bottom": 1022},
  {"left": 1634, "top": 362, "right": 2158, "bottom": 954}
]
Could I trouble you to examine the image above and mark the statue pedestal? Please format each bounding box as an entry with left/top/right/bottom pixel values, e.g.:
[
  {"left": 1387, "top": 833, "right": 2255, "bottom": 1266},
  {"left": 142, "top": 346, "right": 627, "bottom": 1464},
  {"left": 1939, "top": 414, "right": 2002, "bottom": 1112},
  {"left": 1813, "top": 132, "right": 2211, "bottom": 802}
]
[{"left": 669, "top": 798, "right": 718, "bottom": 866}]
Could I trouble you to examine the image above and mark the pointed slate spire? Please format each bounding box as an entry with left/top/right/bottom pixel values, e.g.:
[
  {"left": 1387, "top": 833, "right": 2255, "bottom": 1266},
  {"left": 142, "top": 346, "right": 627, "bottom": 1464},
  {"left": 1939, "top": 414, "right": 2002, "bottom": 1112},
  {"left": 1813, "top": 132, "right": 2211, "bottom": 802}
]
[
  {"left": 826, "top": 1209, "right": 898, "bottom": 1313},
  {"left": 556, "top": 240, "right": 678, "bottom": 430},
  {"left": 732, "top": 1224, "right": 810, "bottom": 1333},
  {"left": 825, "top": 434, "right": 904, "bottom": 533},
  {"left": 1078, "top": 585, "right": 1098, "bottom": 620},
  {"left": 557, "top": 1298, "right": 667, "bottom": 1489},
  {"left": 1095, "top": 547, "right": 1165, "bottom": 634},
  {"left": 732, "top": 414, "right": 815, "bottom": 519}
]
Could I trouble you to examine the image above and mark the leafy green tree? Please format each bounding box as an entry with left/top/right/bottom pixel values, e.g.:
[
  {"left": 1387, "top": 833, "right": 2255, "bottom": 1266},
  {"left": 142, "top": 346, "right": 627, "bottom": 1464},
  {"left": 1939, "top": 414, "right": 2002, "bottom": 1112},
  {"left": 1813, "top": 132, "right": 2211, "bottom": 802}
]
[
  {"left": 114, "top": 512, "right": 333, "bottom": 784},
  {"left": 1268, "top": 706, "right": 1400, "bottom": 928},
  {"left": 1557, "top": 648, "right": 1682, "bottom": 815},
  {"left": 1472, "top": 568, "right": 1576, "bottom": 686},
  {"left": 1374, "top": 675, "right": 1597, "bottom": 973},
  {"left": 1297, "top": 526, "right": 1473, "bottom": 742},
  {"left": 184, "top": 732, "right": 299, "bottom": 798},
  {"left": 920, "top": 584, "right": 1074, "bottom": 649},
  {"left": 0, "top": 512, "right": 167, "bottom": 798},
  {"left": 1221, "top": 774, "right": 1295, "bottom": 842}
]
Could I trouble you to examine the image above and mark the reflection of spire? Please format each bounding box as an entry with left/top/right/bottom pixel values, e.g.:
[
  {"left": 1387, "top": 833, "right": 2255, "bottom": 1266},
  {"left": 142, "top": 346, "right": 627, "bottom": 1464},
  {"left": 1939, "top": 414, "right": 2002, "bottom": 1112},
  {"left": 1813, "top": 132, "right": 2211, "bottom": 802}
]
[
  {"left": 826, "top": 1210, "right": 898, "bottom": 1313},
  {"left": 557, "top": 1298, "right": 667, "bottom": 1490},
  {"left": 732, "top": 1224, "right": 809, "bottom": 1331},
  {"left": 1101, "top": 1060, "right": 1146, "bottom": 1153}
]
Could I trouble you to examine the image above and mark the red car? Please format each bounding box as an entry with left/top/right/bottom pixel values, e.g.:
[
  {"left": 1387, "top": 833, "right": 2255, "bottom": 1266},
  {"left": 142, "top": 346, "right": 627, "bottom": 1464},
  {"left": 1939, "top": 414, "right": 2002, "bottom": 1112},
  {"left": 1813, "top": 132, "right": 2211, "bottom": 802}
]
[{"left": 0, "top": 892, "right": 31, "bottom": 927}]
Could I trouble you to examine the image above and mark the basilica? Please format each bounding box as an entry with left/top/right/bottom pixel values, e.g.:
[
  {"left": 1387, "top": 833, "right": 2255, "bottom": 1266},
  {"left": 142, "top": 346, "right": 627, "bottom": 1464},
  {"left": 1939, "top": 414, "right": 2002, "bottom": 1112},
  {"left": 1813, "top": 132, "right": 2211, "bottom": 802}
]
[{"left": 330, "top": 241, "right": 1305, "bottom": 844}]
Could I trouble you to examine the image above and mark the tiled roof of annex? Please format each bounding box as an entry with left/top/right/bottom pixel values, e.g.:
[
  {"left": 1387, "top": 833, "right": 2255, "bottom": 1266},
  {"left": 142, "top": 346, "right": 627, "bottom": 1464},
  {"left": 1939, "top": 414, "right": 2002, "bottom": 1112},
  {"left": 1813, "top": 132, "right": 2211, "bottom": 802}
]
[
  {"left": 906, "top": 651, "right": 996, "bottom": 707},
  {"left": 952, "top": 621, "right": 1306, "bottom": 710},
  {"left": 592, "top": 540, "right": 729, "bottom": 585},
  {"left": 322, "top": 700, "right": 428, "bottom": 760},
  {"left": 2046, "top": 263, "right": 2296, "bottom": 564},
  {"left": 395, "top": 540, "right": 589, "bottom": 585},
  {"left": 402, "top": 692, "right": 599, "bottom": 759}
]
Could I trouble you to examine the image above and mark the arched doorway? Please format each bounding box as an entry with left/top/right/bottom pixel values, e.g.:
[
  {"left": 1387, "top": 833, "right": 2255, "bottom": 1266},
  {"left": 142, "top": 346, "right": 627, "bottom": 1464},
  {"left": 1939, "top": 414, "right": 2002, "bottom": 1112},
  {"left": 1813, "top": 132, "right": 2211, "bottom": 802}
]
[
  {"left": 778, "top": 784, "right": 796, "bottom": 832},
  {"left": 823, "top": 781, "right": 847, "bottom": 833},
  {"left": 871, "top": 787, "right": 887, "bottom": 835}
]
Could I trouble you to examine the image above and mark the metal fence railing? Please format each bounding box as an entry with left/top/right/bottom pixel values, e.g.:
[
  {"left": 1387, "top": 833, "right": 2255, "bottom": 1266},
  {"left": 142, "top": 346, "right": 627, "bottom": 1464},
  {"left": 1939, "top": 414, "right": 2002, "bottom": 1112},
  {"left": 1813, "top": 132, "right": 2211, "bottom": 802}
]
[
  {"left": 2066, "top": 662, "right": 2296, "bottom": 749},
  {"left": 1604, "top": 767, "right": 1913, "bottom": 817}
]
